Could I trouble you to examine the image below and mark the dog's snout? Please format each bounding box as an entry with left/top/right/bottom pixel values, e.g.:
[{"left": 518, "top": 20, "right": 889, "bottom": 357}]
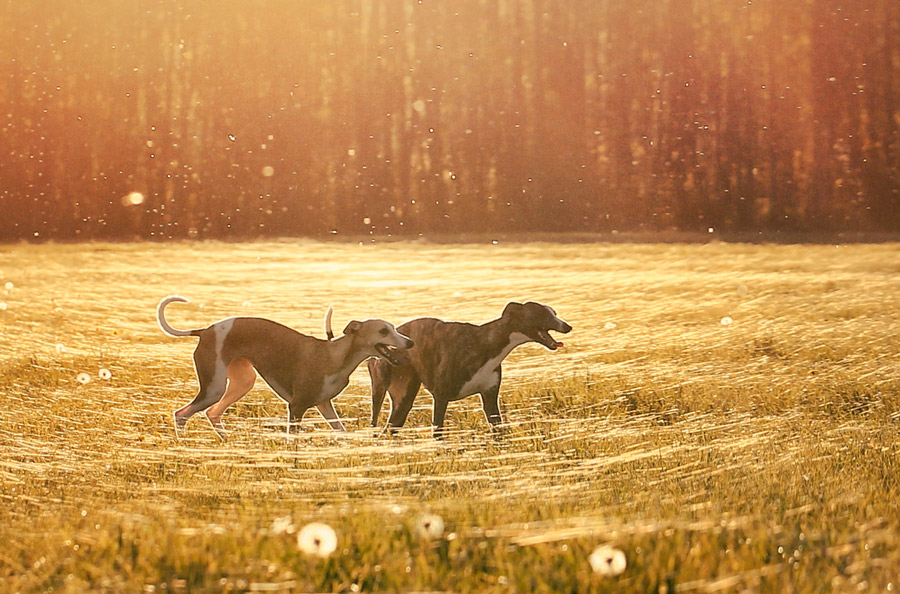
[{"left": 558, "top": 320, "right": 573, "bottom": 334}]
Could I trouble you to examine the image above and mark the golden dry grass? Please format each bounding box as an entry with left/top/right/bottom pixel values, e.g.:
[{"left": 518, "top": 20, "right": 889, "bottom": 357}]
[{"left": 1, "top": 239, "right": 899, "bottom": 593}]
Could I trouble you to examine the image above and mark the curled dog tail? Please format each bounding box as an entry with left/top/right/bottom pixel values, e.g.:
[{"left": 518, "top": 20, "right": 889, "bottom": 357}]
[
  {"left": 157, "top": 295, "right": 203, "bottom": 338},
  {"left": 324, "top": 305, "right": 334, "bottom": 340}
]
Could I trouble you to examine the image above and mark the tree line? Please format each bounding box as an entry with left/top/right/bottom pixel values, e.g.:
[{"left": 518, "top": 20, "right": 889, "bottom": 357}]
[{"left": 2, "top": 0, "right": 898, "bottom": 241}]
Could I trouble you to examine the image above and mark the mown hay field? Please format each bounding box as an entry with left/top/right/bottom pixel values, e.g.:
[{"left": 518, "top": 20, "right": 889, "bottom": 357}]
[{"left": 1, "top": 239, "right": 899, "bottom": 593}]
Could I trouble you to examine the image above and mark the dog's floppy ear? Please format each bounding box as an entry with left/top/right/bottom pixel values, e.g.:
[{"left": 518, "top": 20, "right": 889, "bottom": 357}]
[
  {"left": 343, "top": 320, "right": 363, "bottom": 335},
  {"left": 502, "top": 302, "right": 524, "bottom": 319}
]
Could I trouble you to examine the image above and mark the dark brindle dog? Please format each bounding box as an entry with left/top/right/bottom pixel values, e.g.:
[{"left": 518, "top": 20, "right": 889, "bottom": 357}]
[{"left": 366, "top": 302, "right": 571, "bottom": 437}]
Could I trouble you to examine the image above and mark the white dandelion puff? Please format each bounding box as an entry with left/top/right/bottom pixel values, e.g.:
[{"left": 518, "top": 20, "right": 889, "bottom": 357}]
[
  {"left": 207, "top": 523, "right": 226, "bottom": 535},
  {"left": 415, "top": 513, "right": 445, "bottom": 540},
  {"left": 4, "top": 281, "right": 14, "bottom": 291},
  {"left": 296, "top": 522, "right": 337, "bottom": 558},
  {"left": 98, "top": 368, "right": 112, "bottom": 380},
  {"left": 0, "top": 302, "right": 7, "bottom": 311},
  {"left": 269, "top": 515, "right": 295, "bottom": 536},
  {"left": 55, "top": 343, "right": 66, "bottom": 354},
  {"left": 76, "top": 373, "right": 91, "bottom": 385},
  {"left": 589, "top": 544, "right": 627, "bottom": 577},
  {"left": 720, "top": 316, "right": 734, "bottom": 326},
  {"left": 604, "top": 321, "right": 617, "bottom": 330}
]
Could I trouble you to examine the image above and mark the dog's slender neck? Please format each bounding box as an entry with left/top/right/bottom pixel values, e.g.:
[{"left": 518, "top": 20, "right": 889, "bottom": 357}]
[
  {"left": 325, "top": 334, "right": 374, "bottom": 374},
  {"left": 482, "top": 316, "right": 525, "bottom": 350}
]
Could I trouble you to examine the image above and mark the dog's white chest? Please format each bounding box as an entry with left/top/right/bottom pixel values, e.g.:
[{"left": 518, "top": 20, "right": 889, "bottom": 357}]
[
  {"left": 318, "top": 369, "right": 350, "bottom": 402},
  {"left": 458, "top": 332, "right": 528, "bottom": 398}
]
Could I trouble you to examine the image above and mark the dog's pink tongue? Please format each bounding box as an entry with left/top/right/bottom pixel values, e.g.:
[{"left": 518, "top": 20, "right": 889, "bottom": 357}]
[{"left": 555, "top": 341, "right": 564, "bottom": 349}]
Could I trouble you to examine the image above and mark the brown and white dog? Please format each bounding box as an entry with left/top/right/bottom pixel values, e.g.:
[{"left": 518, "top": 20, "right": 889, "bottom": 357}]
[
  {"left": 157, "top": 296, "right": 413, "bottom": 439},
  {"left": 366, "top": 302, "right": 571, "bottom": 437}
]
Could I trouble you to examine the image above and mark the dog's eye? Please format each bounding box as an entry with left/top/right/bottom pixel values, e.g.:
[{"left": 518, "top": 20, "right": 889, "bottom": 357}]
[{"left": 379, "top": 328, "right": 389, "bottom": 336}]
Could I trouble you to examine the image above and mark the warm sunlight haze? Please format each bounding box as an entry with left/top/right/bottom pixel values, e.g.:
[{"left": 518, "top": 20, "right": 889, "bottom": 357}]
[{"left": 2, "top": 0, "right": 899, "bottom": 591}]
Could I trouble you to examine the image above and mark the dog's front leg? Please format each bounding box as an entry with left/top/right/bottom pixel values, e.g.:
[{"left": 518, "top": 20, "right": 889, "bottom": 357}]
[
  {"left": 368, "top": 358, "right": 390, "bottom": 428},
  {"left": 287, "top": 400, "right": 309, "bottom": 434},
  {"left": 316, "top": 400, "right": 347, "bottom": 432},
  {"left": 479, "top": 385, "right": 504, "bottom": 435}
]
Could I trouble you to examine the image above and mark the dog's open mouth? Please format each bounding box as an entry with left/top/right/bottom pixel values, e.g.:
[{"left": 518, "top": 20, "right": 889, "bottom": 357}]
[
  {"left": 375, "top": 343, "right": 404, "bottom": 365},
  {"left": 535, "top": 329, "right": 564, "bottom": 351}
]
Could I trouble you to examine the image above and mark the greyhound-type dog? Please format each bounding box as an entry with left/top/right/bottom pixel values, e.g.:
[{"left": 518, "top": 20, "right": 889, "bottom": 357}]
[
  {"left": 366, "top": 301, "right": 571, "bottom": 437},
  {"left": 157, "top": 296, "right": 413, "bottom": 439}
]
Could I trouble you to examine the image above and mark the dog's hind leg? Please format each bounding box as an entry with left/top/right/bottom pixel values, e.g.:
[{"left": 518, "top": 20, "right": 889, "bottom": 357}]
[
  {"left": 204, "top": 358, "right": 256, "bottom": 440},
  {"left": 431, "top": 396, "right": 449, "bottom": 439},
  {"left": 316, "top": 399, "right": 347, "bottom": 432},
  {"left": 174, "top": 344, "right": 227, "bottom": 437},
  {"left": 368, "top": 358, "right": 391, "bottom": 427},
  {"left": 384, "top": 371, "right": 421, "bottom": 434}
]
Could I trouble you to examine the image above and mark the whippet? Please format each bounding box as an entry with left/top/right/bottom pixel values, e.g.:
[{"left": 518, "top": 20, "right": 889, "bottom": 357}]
[
  {"left": 366, "top": 302, "right": 571, "bottom": 437},
  {"left": 157, "top": 296, "right": 413, "bottom": 439}
]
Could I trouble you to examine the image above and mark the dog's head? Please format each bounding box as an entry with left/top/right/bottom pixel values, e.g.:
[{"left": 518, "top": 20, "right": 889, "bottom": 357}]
[
  {"left": 501, "top": 301, "right": 572, "bottom": 351},
  {"left": 342, "top": 319, "right": 414, "bottom": 365}
]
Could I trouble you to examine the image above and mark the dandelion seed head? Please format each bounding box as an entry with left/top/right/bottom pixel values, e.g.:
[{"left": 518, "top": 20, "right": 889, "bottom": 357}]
[
  {"left": 721, "top": 316, "right": 734, "bottom": 326},
  {"left": 604, "top": 321, "right": 617, "bottom": 330},
  {"left": 415, "top": 513, "right": 444, "bottom": 540},
  {"left": 206, "top": 523, "right": 226, "bottom": 535},
  {"left": 3, "top": 281, "right": 13, "bottom": 291},
  {"left": 589, "top": 544, "right": 626, "bottom": 577},
  {"left": 98, "top": 368, "right": 112, "bottom": 380},
  {"left": 296, "top": 522, "right": 337, "bottom": 558},
  {"left": 55, "top": 343, "right": 66, "bottom": 353},
  {"left": 76, "top": 372, "right": 91, "bottom": 385},
  {"left": 0, "top": 302, "right": 7, "bottom": 311},
  {"left": 269, "top": 515, "right": 295, "bottom": 536}
]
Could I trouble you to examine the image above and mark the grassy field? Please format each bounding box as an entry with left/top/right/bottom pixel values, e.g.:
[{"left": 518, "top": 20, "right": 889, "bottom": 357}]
[{"left": 1, "top": 239, "right": 899, "bottom": 593}]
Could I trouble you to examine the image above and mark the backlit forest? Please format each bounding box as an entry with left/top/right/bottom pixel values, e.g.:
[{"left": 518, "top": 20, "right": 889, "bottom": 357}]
[{"left": 2, "top": 0, "right": 898, "bottom": 241}]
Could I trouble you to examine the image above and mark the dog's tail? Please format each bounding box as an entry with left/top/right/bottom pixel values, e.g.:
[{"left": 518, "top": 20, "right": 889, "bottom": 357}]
[
  {"left": 157, "top": 295, "right": 203, "bottom": 338},
  {"left": 324, "top": 305, "right": 334, "bottom": 340}
]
